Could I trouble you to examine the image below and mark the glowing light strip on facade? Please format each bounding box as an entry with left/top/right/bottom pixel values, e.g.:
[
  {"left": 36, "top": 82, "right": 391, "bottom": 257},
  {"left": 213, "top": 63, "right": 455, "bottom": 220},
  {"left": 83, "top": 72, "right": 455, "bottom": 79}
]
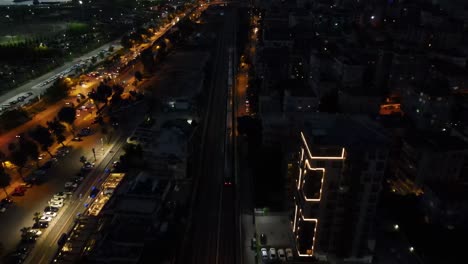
[
  {"left": 293, "top": 204, "right": 298, "bottom": 232},
  {"left": 295, "top": 211, "right": 319, "bottom": 257},
  {"left": 293, "top": 132, "right": 346, "bottom": 258}
]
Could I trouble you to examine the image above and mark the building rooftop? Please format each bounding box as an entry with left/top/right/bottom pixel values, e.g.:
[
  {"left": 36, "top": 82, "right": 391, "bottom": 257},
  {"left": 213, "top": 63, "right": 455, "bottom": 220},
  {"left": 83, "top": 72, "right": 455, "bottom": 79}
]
[{"left": 303, "top": 114, "right": 389, "bottom": 149}]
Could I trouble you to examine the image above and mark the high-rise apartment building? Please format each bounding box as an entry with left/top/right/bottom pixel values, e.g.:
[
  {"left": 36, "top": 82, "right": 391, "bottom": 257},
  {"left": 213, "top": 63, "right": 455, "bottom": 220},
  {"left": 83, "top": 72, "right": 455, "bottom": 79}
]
[{"left": 291, "top": 115, "right": 389, "bottom": 263}]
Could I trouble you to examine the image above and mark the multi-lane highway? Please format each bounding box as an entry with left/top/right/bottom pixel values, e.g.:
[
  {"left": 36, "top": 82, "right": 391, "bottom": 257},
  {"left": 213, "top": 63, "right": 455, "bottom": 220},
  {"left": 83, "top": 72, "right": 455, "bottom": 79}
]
[{"left": 179, "top": 4, "right": 238, "bottom": 264}]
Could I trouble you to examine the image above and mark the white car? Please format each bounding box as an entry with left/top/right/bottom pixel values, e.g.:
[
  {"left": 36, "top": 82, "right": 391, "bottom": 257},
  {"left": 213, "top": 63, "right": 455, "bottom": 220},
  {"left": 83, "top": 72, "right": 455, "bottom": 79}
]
[
  {"left": 40, "top": 216, "right": 53, "bottom": 222},
  {"left": 285, "top": 248, "right": 293, "bottom": 260},
  {"left": 29, "top": 229, "right": 42, "bottom": 236},
  {"left": 64, "top": 182, "right": 78, "bottom": 189},
  {"left": 261, "top": 248, "right": 268, "bottom": 261},
  {"left": 269, "top": 248, "right": 277, "bottom": 260},
  {"left": 50, "top": 197, "right": 64, "bottom": 204},
  {"left": 277, "top": 248, "right": 286, "bottom": 261},
  {"left": 43, "top": 211, "right": 57, "bottom": 218},
  {"left": 48, "top": 201, "right": 64, "bottom": 208},
  {"left": 54, "top": 192, "right": 67, "bottom": 199}
]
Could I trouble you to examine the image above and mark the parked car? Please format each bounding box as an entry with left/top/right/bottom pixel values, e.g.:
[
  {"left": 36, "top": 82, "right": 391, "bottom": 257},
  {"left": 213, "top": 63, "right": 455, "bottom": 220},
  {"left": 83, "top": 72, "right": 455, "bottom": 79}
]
[
  {"left": 33, "top": 221, "right": 49, "bottom": 229},
  {"left": 277, "top": 248, "right": 286, "bottom": 261},
  {"left": 269, "top": 248, "right": 277, "bottom": 260},
  {"left": 261, "top": 248, "right": 268, "bottom": 261},
  {"left": 260, "top": 233, "right": 267, "bottom": 245},
  {"left": 50, "top": 197, "right": 64, "bottom": 204},
  {"left": 43, "top": 212, "right": 57, "bottom": 218},
  {"left": 40, "top": 216, "right": 53, "bottom": 222},
  {"left": 82, "top": 161, "right": 95, "bottom": 170},
  {"left": 285, "top": 248, "right": 293, "bottom": 260},
  {"left": 64, "top": 182, "right": 78, "bottom": 189},
  {"left": 44, "top": 206, "right": 59, "bottom": 213},
  {"left": 48, "top": 201, "right": 63, "bottom": 208},
  {"left": 53, "top": 192, "right": 67, "bottom": 199}
]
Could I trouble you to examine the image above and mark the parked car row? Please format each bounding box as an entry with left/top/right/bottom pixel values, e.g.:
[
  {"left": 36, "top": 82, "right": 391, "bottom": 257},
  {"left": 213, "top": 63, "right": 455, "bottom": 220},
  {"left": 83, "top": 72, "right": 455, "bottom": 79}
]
[{"left": 261, "top": 247, "right": 293, "bottom": 262}]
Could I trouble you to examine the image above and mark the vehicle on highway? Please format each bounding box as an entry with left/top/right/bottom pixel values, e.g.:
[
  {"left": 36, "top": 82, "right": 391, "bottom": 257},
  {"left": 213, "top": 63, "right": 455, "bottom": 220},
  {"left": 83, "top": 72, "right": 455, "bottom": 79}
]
[
  {"left": 44, "top": 206, "right": 59, "bottom": 213},
  {"left": 54, "top": 192, "right": 67, "bottom": 199},
  {"left": 43, "top": 211, "right": 57, "bottom": 218},
  {"left": 1, "top": 198, "right": 12, "bottom": 205},
  {"left": 40, "top": 216, "right": 53, "bottom": 222},
  {"left": 56, "top": 146, "right": 71, "bottom": 157},
  {"left": 261, "top": 248, "right": 268, "bottom": 261},
  {"left": 33, "top": 221, "right": 49, "bottom": 229},
  {"left": 285, "top": 248, "right": 293, "bottom": 260},
  {"left": 12, "top": 187, "right": 26, "bottom": 196},
  {"left": 224, "top": 176, "right": 233, "bottom": 186},
  {"left": 77, "top": 127, "right": 92, "bottom": 137},
  {"left": 0, "top": 198, "right": 13, "bottom": 213},
  {"left": 277, "top": 248, "right": 286, "bottom": 261},
  {"left": 269, "top": 248, "right": 277, "bottom": 260}
]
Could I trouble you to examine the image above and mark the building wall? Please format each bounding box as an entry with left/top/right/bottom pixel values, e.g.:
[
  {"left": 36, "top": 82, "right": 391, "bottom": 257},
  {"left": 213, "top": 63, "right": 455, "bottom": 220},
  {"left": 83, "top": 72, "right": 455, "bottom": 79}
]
[{"left": 292, "top": 131, "right": 387, "bottom": 262}]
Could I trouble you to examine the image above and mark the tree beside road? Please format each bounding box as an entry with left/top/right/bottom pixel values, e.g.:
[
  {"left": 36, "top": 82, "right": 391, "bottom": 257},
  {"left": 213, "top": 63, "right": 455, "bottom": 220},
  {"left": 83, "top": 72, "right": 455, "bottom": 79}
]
[{"left": 29, "top": 125, "right": 55, "bottom": 158}]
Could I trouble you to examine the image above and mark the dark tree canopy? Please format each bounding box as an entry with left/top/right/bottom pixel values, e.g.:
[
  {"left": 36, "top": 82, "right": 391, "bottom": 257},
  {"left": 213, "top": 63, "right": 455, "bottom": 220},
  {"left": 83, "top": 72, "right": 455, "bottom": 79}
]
[
  {"left": 57, "top": 107, "right": 77, "bottom": 125},
  {"left": 29, "top": 125, "right": 55, "bottom": 154}
]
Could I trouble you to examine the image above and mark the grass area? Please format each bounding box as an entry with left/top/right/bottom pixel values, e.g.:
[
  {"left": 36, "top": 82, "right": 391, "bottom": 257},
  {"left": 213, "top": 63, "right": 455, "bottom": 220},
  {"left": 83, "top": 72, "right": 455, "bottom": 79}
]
[{"left": 67, "top": 22, "right": 89, "bottom": 35}]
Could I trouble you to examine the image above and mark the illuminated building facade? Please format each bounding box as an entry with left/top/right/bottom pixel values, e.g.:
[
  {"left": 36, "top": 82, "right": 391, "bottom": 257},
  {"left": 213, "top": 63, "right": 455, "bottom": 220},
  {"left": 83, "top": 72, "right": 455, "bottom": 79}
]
[{"left": 292, "top": 115, "right": 389, "bottom": 263}]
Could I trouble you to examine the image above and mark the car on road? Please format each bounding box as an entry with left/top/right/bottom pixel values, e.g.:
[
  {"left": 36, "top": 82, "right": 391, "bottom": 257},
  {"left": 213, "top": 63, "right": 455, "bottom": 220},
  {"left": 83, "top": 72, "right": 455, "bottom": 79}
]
[
  {"left": 57, "top": 233, "right": 68, "bottom": 246},
  {"left": 1, "top": 198, "right": 12, "bottom": 205},
  {"left": 260, "top": 233, "right": 267, "bottom": 245},
  {"left": 12, "top": 187, "right": 26, "bottom": 196},
  {"left": 261, "top": 248, "right": 268, "bottom": 261},
  {"left": 54, "top": 192, "right": 67, "bottom": 199},
  {"left": 269, "top": 248, "right": 277, "bottom": 260},
  {"left": 43, "top": 211, "right": 57, "bottom": 218},
  {"left": 19, "top": 182, "right": 33, "bottom": 188},
  {"left": 56, "top": 146, "right": 71, "bottom": 157},
  {"left": 285, "top": 248, "right": 293, "bottom": 260},
  {"left": 72, "top": 136, "right": 83, "bottom": 141},
  {"left": 277, "top": 248, "right": 286, "bottom": 261},
  {"left": 33, "top": 221, "right": 49, "bottom": 229},
  {"left": 40, "top": 216, "right": 53, "bottom": 222},
  {"left": 44, "top": 206, "right": 59, "bottom": 213},
  {"left": 77, "top": 127, "right": 92, "bottom": 137},
  {"left": 64, "top": 182, "right": 78, "bottom": 189},
  {"left": 224, "top": 176, "right": 233, "bottom": 186}
]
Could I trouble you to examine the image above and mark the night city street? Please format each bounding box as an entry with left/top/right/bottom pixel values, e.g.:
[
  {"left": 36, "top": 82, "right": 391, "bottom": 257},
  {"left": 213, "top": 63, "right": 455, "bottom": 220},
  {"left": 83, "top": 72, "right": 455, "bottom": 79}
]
[{"left": 2, "top": 0, "right": 468, "bottom": 264}]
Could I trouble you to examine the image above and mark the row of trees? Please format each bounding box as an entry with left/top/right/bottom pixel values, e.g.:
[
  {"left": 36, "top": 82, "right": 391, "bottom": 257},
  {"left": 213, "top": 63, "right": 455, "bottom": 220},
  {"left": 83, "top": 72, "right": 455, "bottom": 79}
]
[{"left": 0, "top": 104, "right": 77, "bottom": 190}]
